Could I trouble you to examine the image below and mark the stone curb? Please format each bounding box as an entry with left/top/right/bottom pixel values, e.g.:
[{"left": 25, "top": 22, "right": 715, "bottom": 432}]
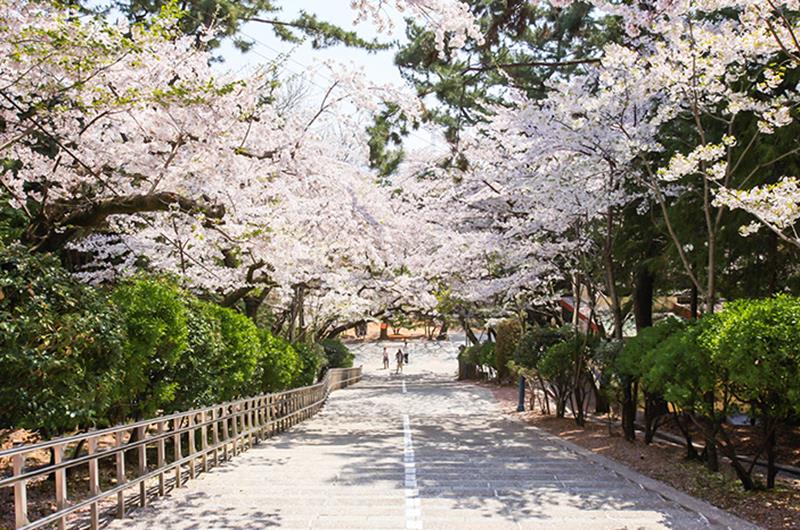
[{"left": 504, "top": 412, "right": 763, "bottom": 530}]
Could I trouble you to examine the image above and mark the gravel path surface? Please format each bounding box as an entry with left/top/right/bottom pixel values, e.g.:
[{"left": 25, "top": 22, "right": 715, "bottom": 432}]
[{"left": 109, "top": 339, "right": 758, "bottom": 529}]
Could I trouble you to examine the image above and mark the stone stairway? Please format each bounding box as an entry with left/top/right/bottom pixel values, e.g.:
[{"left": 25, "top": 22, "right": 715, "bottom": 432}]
[{"left": 109, "top": 354, "right": 758, "bottom": 530}]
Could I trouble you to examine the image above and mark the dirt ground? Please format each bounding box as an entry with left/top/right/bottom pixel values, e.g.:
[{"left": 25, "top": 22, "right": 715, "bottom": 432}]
[{"left": 479, "top": 382, "right": 800, "bottom": 530}]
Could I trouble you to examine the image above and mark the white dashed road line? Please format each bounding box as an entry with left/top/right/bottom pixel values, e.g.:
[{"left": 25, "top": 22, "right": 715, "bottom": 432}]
[
  {"left": 403, "top": 414, "right": 422, "bottom": 530},
  {"left": 402, "top": 379, "right": 407, "bottom": 394}
]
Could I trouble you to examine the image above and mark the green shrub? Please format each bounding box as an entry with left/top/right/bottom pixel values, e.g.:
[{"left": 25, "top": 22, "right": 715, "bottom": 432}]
[
  {"left": 111, "top": 277, "right": 188, "bottom": 420},
  {"left": 714, "top": 296, "right": 800, "bottom": 417},
  {"left": 617, "top": 317, "right": 686, "bottom": 382},
  {"left": 320, "top": 338, "right": 354, "bottom": 369},
  {"left": 494, "top": 319, "right": 521, "bottom": 381},
  {"left": 171, "top": 299, "right": 262, "bottom": 411},
  {"left": 539, "top": 337, "right": 578, "bottom": 417},
  {"left": 215, "top": 305, "right": 262, "bottom": 397},
  {"left": 460, "top": 341, "right": 496, "bottom": 367},
  {"left": 293, "top": 342, "right": 326, "bottom": 387},
  {"left": 170, "top": 298, "right": 227, "bottom": 411},
  {"left": 0, "top": 244, "right": 124, "bottom": 436},
  {"left": 257, "top": 329, "right": 301, "bottom": 392}
]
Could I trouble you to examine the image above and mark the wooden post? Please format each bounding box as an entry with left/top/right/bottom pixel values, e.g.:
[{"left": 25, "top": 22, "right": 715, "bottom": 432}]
[
  {"left": 187, "top": 414, "right": 196, "bottom": 480},
  {"left": 54, "top": 444, "right": 67, "bottom": 530},
  {"left": 174, "top": 417, "right": 182, "bottom": 488},
  {"left": 248, "top": 400, "right": 254, "bottom": 449},
  {"left": 87, "top": 437, "right": 100, "bottom": 530},
  {"left": 137, "top": 426, "right": 147, "bottom": 507},
  {"left": 12, "top": 453, "right": 28, "bottom": 529},
  {"left": 266, "top": 395, "right": 272, "bottom": 437},
  {"left": 212, "top": 408, "right": 220, "bottom": 466},
  {"left": 222, "top": 406, "right": 230, "bottom": 461},
  {"left": 157, "top": 421, "right": 166, "bottom": 496},
  {"left": 232, "top": 404, "right": 239, "bottom": 456},
  {"left": 201, "top": 410, "right": 208, "bottom": 473},
  {"left": 115, "top": 431, "right": 126, "bottom": 518}
]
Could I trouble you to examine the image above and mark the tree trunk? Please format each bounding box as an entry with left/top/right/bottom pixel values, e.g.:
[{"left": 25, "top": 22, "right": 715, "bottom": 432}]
[
  {"left": 633, "top": 266, "right": 654, "bottom": 329},
  {"left": 622, "top": 379, "right": 637, "bottom": 441},
  {"left": 604, "top": 206, "right": 624, "bottom": 339},
  {"left": 644, "top": 392, "right": 668, "bottom": 444},
  {"left": 379, "top": 319, "right": 389, "bottom": 340},
  {"left": 672, "top": 411, "right": 699, "bottom": 460},
  {"left": 765, "top": 421, "right": 778, "bottom": 489},
  {"left": 436, "top": 318, "right": 449, "bottom": 340}
]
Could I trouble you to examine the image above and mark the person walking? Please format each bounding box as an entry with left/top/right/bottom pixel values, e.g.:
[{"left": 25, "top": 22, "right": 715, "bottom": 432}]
[
  {"left": 395, "top": 349, "right": 404, "bottom": 374},
  {"left": 382, "top": 347, "right": 390, "bottom": 369},
  {"left": 403, "top": 340, "right": 409, "bottom": 364}
]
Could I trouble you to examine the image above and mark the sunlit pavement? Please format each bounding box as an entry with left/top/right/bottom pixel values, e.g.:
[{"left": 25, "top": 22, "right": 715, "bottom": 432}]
[{"left": 110, "top": 338, "right": 758, "bottom": 530}]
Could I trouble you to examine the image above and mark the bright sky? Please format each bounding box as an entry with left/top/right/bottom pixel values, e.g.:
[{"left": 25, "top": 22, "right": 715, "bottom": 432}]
[
  {"left": 213, "top": 2, "right": 444, "bottom": 152},
  {"left": 216, "top": 2, "right": 407, "bottom": 92}
]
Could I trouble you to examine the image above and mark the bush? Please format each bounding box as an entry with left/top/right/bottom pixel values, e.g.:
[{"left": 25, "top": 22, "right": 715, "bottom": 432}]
[
  {"left": 257, "top": 329, "right": 301, "bottom": 392},
  {"left": 293, "top": 342, "right": 326, "bottom": 387},
  {"left": 0, "top": 244, "right": 124, "bottom": 437},
  {"left": 538, "top": 337, "right": 578, "bottom": 418},
  {"left": 170, "top": 298, "right": 227, "bottom": 411},
  {"left": 171, "top": 299, "right": 262, "bottom": 411},
  {"left": 459, "top": 341, "right": 496, "bottom": 368},
  {"left": 111, "top": 277, "right": 188, "bottom": 420},
  {"left": 713, "top": 295, "right": 800, "bottom": 488},
  {"left": 320, "top": 338, "right": 354, "bottom": 369},
  {"left": 616, "top": 317, "right": 686, "bottom": 382},
  {"left": 494, "top": 319, "right": 521, "bottom": 381}
]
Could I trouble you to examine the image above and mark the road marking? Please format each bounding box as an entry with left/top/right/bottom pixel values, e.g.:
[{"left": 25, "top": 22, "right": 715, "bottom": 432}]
[
  {"left": 402, "top": 379, "right": 407, "bottom": 394},
  {"left": 403, "top": 414, "right": 422, "bottom": 530}
]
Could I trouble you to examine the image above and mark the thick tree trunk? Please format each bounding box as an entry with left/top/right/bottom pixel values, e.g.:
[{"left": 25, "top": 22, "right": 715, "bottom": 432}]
[
  {"left": 643, "top": 393, "right": 668, "bottom": 444},
  {"left": 633, "top": 266, "right": 654, "bottom": 329},
  {"left": 604, "top": 206, "right": 624, "bottom": 339},
  {"left": 622, "top": 379, "right": 637, "bottom": 442},
  {"left": 673, "top": 412, "right": 699, "bottom": 460}
]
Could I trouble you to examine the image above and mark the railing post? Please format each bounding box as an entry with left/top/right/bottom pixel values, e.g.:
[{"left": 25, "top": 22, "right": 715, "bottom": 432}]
[
  {"left": 201, "top": 410, "right": 209, "bottom": 473},
  {"left": 232, "top": 404, "right": 239, "bottom": 456},
  {"left": 87, "top": 436, "right": 100, "bottom": 530},
  {"left": 266, "top": 395, "right": 272, "bottom": 437},
  {"left": 137, "top": 425, "right": 147, "bottom": 507},
  {"left": 188, "top": 414, "right": 196, "bottom": 480},
  {"left": 157, "top": 421, "right": 166, "bottom": 496},
  {"left": 54, "top": 443, "right": 67, "bottom": 530},
  {"left": 115, "top": 431, "right": 126, "bottom": 518},
  {"left": 222, "top": 406, "right": 230, "bottom": 461},
  {"left": 212, "top": 408, "right": 220, "bottom": 466},
  {"left": 247, "top": 400, "right": 254, "bottom": 449},
  {"left": 174, "top": 417, "right": 183, "bottom": 488},
  {"left": 12, "top": 452, "right": 28, "bottom": 529}
]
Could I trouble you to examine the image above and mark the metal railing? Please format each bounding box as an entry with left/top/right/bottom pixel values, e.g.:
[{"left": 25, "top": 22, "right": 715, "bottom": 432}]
[{"left": 0, "top": 366, "right": 362, "bottom": 530}]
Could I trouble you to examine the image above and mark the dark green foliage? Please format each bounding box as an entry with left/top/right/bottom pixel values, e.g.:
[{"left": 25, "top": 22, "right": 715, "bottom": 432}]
[
  {"left": 459, "top": 341, "right": 496, "bottom": 368},
  {"left": 257, "top": 329, "right": 300, "bottom": 392},
  {"left": 111, "top": 277, "right": 189, "bottom": 420},
  {"left": 494, "top": 319, "right": 521, "bottom": 381},
  {"left": 616, "top": 318, "right": 686, "bottom": 382},
  {"left": 514, "top": 325, "right": 570, "bottom": 369},
  {"left": 320, "top": 338, "right": 354, "bottom": 369},
  {"left": 292, "top": 342, "right": 325, "bottom": 387},
  {"left": 170, "top": 299, "right": 262, "bottom": 411},
  {"left": 713, "top": 296, "right": 800, "bottom": 417},
  {"left": 0, "top": 244, "right": 125, "bottom": 436}
]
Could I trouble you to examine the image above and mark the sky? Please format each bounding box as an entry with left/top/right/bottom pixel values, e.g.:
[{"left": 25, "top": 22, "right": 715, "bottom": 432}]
[
  {"left": 216, "top": 2, "right": 408, "bottom": 94},
  {"left": 212, "top": 2, "right": 444, "bottom": 151}
]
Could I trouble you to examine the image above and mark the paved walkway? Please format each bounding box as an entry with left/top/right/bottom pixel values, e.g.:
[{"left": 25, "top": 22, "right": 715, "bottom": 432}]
[{"left": 110, "top": 340, "right": 758, "bottom": 530}]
